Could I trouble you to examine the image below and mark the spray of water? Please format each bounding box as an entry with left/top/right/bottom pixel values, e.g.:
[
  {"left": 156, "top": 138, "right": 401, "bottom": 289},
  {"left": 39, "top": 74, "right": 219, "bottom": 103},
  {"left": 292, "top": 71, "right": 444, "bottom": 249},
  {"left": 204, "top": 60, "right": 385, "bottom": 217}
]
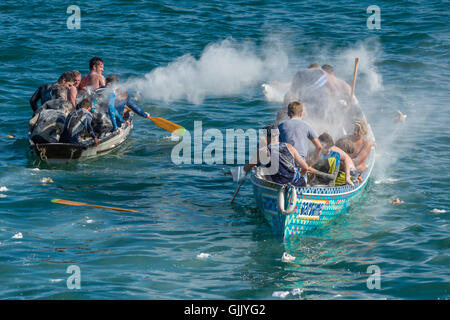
[{"left": 125, "top": 37, "right": 289, "bottom": 104}]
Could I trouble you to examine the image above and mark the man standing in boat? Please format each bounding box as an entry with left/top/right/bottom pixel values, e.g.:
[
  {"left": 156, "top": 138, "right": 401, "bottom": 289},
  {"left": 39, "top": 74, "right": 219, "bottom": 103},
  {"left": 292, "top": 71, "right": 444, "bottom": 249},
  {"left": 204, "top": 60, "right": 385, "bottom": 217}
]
[
  {"left": 278, "top": 101, "right": 322, "bottom": 166},
  {"left": 79, "top": 57, "right": 106, "bottom": 93}
]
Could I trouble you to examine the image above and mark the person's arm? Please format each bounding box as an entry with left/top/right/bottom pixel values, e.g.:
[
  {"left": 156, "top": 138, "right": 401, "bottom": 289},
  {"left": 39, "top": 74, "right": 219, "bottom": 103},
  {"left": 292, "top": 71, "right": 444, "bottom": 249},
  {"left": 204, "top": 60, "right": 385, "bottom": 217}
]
[
  {"left": 69, "top": 86, "right": 77, "bottom": 108},
  {"left": 108, "top": 92, "right": 124, "bottom": 130},
  {"left": 82, "top": 113, "right": 99, "bottom": 146},
  {"left": 287, "top": 144, "right": 312, "bottom": 174},
  {"left": 332, "top": 146, "right": 355, "bottom": 187},
  {"left": 272, "top": 80, "right": 291, "bottom": 88},
  {"left": 244, "top": 147, "right": 268, "bottom": 173},
  {"left": 126, "top": 97, "right": 149, "bottom": 118},
  {"left": 30, "top": 87, "right": 42, "bottom": 113},
  {"left": 309, "top": 138, "right": 322, "bottom": 166},
  {"left": 99, "top": 75, "right": 106, "bottom": 88},
  {"left": 353, "top": 139, "right": 372, "bottom": 170}
]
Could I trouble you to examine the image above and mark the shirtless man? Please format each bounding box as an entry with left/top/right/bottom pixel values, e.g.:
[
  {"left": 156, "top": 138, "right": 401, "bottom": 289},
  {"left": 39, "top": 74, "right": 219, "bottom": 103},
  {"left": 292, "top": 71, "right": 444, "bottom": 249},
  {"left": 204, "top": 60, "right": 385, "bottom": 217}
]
[
  {"left": 337, "top": 119, "right": 373, "bottom": 171},
  {"left": 321, "top": 64, "right": 354, "bottom": 105},
  {"left": 79, "top": 57, "right": 106, "bottom": 92}
]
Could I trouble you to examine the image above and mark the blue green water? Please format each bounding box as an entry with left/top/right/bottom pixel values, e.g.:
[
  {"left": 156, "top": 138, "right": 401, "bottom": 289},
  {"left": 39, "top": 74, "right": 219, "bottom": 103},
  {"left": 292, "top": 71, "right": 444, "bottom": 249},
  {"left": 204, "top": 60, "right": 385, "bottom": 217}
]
[{"left": 0, "top": 0, "right": 448, "bottom": 299}]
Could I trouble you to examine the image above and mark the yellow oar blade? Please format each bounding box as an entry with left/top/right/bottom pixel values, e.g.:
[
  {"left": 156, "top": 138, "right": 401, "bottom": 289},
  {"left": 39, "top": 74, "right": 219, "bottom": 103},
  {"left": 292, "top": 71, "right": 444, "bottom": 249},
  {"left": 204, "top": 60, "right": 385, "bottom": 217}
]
[
  {"left": 51, "top": 199, "right": 138, "bottom": 213},
  {"left": 149, "top": 116, "right": 185, "bottom": 136}
]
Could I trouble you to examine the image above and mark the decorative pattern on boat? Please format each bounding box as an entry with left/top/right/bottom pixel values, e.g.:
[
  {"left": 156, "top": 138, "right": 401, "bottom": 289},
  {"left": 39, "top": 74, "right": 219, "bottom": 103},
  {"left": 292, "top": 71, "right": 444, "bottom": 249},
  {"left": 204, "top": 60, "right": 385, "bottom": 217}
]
[{"left": 252, "top": 147, "right": 375, "bottom": 241}]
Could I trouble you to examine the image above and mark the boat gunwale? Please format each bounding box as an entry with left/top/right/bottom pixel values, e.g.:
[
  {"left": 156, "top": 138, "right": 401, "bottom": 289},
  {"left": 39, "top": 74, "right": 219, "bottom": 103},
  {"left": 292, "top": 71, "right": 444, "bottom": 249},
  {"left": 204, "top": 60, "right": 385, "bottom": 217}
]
[
  {"left": 29, "top": 117, "right": 134, "bottom": 161},
  {"left": 250, "top": 146, "right": 375, "bottom": 197}
]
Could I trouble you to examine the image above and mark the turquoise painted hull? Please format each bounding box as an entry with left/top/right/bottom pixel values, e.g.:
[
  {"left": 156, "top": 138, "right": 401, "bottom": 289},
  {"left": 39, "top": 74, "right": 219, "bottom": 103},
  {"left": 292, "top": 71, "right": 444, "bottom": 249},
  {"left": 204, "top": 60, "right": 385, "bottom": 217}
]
[{"left": 251, "top": 148, "right": 375, "bottom": 241}]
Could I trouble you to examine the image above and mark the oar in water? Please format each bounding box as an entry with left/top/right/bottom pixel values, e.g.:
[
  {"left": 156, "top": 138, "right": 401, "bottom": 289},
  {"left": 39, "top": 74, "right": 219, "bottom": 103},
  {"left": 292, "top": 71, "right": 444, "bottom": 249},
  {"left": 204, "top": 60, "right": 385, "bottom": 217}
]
[
  {"left": 51, "top": 199, "right": 138, "bottom": 213},
  {"left": 230, "top": 172, "right": 248, "bottom": 203},
  {"left": 125, "top": 106, "right": 185, "bottom": 136}
]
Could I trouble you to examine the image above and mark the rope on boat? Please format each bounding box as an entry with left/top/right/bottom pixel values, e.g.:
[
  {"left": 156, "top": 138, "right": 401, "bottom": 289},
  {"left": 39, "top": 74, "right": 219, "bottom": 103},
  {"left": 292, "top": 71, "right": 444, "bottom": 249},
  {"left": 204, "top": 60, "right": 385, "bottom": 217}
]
[
  {"left": 277, "top": 183, "right": 298, "bottom": 215},
  {"left": 35, "top": 145, "right": 48, "bottom": 164}
]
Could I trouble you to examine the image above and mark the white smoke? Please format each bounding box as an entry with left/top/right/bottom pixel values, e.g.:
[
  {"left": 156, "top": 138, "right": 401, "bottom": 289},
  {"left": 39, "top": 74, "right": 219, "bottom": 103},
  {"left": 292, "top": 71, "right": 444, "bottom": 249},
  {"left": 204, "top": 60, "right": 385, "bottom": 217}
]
[{"left": 126, "top": 37, "right": 289, "bottom": 104}]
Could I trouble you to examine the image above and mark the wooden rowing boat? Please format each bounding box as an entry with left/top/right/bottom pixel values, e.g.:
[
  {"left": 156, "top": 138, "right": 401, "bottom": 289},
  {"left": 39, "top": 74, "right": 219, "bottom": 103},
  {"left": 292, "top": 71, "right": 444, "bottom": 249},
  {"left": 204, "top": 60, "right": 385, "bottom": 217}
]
[{"left": 250, "top": 129, "right": 375, "bottom": 241}]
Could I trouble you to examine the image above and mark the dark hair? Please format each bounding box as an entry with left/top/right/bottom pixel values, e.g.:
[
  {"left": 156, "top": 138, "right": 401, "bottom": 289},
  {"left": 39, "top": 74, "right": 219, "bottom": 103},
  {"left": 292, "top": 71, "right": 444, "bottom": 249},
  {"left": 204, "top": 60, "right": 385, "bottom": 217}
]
[
  {"left": 58, "top": 71, "right": 76, "bottom": 83},
  {"left": 318, "top": 132, "right": 334, "bottom": 149},
  {"left": 321, "top": 64, "right": 334, "bottom": 74},
  {"left": 106, "top": 74, "right": 119, "bottom": 85},
  {"left": 336, "top": 137, "right": 355, "bottom": 155},
  {"left": 308, "top": 63, "right": 321, "bottom": 69},
  {"left": 51, "top": 84, "right": 68, "bottom": 100},
  {"left": 89, "top": 57, "right": 104, "bottom": 70},
  {"left": 287, "top": 101, "right": 303, "bottom": 118},
  {"left": 262, "top": 123, "right": 277, "bottom": 143},
  {"left": 77, "top": 98, "right": 92, "bottom": 110}
]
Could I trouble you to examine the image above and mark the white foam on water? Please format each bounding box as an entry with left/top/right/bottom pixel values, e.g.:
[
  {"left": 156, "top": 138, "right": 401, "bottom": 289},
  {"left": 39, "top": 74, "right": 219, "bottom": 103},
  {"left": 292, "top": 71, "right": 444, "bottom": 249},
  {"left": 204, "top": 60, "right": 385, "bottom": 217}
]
[
  {"left": 272, "top": 291, "right": 290, "bottom": 298},
  {"left": 262, "top": 83, "right": 288, "bottom": 102},
  {"left": 431, "top": 208, "right": 446, "bottom": 214},
  {"left": 374, "top": 177, "right": 400, "bottom": 185},
  {"left": 197, "top": 253, "right": 211, "bottom": 259},
  {"left": 0, "top": 186, "right": 8, "bottom": 192},
  {"left": 0, "top": 194, "right": 6, "bottom": 198},
  {"left": 12, "top": 232, "right": 23, "bottom": 239},
  {"left": 281, "top": 252, "right": 296, "bottom": 263},
  {"left": 50, "top": 279, "right": 64, "bottom": 283},
  {"left": 291, "top": 288, "right": 304, "bottom": 296}
]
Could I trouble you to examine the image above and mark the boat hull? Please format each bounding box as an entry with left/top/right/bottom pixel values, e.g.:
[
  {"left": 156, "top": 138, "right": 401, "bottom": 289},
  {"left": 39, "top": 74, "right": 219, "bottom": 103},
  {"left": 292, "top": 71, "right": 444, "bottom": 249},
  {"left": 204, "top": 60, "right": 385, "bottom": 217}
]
[
  {"left": 30, "top": 120, "right": 133, "bottom": 164},
  {"left": 251, "top": 148, "right": 375, "bottom": 241}
]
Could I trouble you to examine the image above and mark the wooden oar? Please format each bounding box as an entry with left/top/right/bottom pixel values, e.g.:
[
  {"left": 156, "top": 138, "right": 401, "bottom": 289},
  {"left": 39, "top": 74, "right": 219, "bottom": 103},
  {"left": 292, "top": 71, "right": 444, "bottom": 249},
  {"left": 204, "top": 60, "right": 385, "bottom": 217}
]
[
  {"left": 230, "top": 172, "right": 248, "bottom": 203},
  {"left": 349, "top": 57, "right": 360, "bottom": 106},
  {"left": 125, "top": 106, "right": 185, "bottom": 136},
  {"left": 51, "top": 199, "right": 138, "bottom": 213},
  {"left": 148, "top": 115, "right": 186, "bottom": 136}
]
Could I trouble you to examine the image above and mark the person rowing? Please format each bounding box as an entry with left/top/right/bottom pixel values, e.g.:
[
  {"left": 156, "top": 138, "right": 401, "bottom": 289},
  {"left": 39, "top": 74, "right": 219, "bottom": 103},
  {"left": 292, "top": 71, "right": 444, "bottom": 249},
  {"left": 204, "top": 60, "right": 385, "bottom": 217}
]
[
  {"left": 98, "top": 75, "right": 151, "bottom": 133},
  {"left": 243, "top": 124, "right": 317, "bottom": 187}
]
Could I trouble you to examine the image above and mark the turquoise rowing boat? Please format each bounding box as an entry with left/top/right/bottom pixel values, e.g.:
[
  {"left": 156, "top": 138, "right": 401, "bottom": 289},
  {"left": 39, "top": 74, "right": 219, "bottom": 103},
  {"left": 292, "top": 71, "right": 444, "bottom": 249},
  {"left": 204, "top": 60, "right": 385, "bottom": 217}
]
[{"left": 250, "top": 133, "right": 375, "bottom": 241}]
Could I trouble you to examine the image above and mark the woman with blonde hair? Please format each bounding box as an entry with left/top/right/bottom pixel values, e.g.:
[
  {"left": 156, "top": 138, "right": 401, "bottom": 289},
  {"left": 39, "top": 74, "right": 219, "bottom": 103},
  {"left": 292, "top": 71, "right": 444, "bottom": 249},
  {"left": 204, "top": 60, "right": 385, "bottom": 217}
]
[{"left": 348, "top": 119, "right": 373, "bottom": 171}]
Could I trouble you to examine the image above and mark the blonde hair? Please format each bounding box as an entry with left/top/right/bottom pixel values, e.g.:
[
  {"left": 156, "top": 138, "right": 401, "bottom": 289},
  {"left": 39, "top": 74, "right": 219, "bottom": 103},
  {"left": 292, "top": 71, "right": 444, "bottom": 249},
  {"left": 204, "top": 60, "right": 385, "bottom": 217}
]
[
  {"left": 354, "top": 119, "right": 368, "bottom": 137},
  {"left": 72, "top": 70, "right": 81, "bottom": 77}
]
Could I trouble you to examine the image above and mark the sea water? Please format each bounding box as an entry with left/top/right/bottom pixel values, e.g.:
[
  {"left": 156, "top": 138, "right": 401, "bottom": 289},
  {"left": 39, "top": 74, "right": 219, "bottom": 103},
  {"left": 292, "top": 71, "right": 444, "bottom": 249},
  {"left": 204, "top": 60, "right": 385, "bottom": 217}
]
[{"left": 0, "top": 0, "right": 448, "bottom": 299}]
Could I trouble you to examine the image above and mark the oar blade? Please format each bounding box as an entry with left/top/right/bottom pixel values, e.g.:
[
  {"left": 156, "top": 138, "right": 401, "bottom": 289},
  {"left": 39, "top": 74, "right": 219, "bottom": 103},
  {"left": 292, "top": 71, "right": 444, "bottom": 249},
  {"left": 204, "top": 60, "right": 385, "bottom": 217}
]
[
  {"left": 149, "top": 116, "right": 185, "bottom": 136},
  {"left": 52, "top": 199, "right": 86, "bottom": 206},
  {"left": 51, "top": 199, "right": 138, "bottom": 213}
]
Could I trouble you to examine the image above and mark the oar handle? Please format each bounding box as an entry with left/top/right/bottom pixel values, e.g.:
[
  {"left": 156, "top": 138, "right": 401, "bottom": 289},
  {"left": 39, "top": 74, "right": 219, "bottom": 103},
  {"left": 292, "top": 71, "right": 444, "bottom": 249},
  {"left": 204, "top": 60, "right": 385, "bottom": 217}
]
[
  {"left": 350, "top": 57, "right": 359, "bottom": 105},
  {"left": 86, "top": 204, "right": 139, "bottom": 213}
]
